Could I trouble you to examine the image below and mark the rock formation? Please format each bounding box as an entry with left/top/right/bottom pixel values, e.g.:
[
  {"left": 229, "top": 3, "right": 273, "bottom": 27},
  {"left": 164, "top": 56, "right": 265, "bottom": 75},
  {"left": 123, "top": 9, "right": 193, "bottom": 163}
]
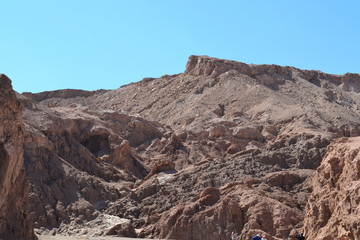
[
  {"left": 21, "top": 101, "right": 165, "bottom": 235},
  {"left": 0, "top": 74, "right": 34, "bottom": 240},
  {"left": 304, "top": 137, "right": 360, "bottom": 240},
  {"left": 2, "top": 55, "right": 360, "bottom": 239}
]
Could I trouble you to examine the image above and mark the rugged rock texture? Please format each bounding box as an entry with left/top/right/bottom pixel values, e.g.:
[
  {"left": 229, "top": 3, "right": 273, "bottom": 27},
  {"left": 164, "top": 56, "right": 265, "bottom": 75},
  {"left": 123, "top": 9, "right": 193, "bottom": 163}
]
[
  {"left": 304, "top": 137, "right": 360, "bottom": 240},
  {"left": 135, "top": 169, "right": 313, "bottom": 240},
  {"left": 15, "top": 56, "right": 360, "bottom": 239},
  {"left": 20, "top": 99, "right": 168, "bottom": 235},
  {"left": 0, "top": 74, "right": 34, "bottom": 240}
]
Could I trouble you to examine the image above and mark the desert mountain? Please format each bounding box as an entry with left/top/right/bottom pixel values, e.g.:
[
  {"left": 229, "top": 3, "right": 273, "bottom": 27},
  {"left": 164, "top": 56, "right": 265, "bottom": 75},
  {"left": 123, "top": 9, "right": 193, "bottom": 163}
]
[{"left": 1, "top": 55, "right": 360, "bottom": 240}]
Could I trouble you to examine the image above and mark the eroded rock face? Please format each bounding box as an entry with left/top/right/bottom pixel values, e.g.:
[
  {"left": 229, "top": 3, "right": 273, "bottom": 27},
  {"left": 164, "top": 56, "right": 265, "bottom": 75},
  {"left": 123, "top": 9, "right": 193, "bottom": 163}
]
[
  {"left": 22, "top": 105, "right": 165, "bottom": 235},
  {"left": 0, "top": 74, "right": 34, "bottom": 240},
  {"left": 304, "top": 137, "right": 360, "bottom": 240},
  {"left": 130, "top": 169, "right": 313, "bottom": 240}
]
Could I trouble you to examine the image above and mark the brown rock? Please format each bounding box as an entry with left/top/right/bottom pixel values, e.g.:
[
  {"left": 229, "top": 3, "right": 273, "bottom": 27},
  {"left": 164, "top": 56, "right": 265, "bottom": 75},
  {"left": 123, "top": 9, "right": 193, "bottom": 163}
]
[
  {"left": 105, "top": 220, "right": 136, "bottom": 237},
  {"left": 113, "top": 140, "right": 149, "bottom": 179},
  {"left": 144, "top": 160, "right": 176, "bottom": 181},
  {"left": 227, "top": 144, "right": 243, "bottom": 154},
  {"left": 304, "top": 137, "right": 360, "bottom": 240},
  {"left": 22, "top": 89, "right": 107, "bottom": 102},
  {"left": 185, "top": 55, "right": 253, "bottom": 77},
  {"left": 233, "top": 126, "right": 264, "bottom": 141},
  {"left": 154, "top": 182, "right": 304, "bottom": 240},
  {"left": 199, "top": 187, "right": 220, "bottom": 206},
  {"left": 0, "top": 74, "right": 34, "bottom": 240}
]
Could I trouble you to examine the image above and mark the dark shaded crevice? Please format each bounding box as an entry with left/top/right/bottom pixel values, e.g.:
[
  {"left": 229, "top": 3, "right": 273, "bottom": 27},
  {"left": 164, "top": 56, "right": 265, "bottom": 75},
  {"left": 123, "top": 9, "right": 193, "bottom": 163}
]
[
  {"left": 81, "top": 135, "right": 110, "bottom": 157},
  {"left": 0, "top": 143, "right": 9, "bottom": 186}
]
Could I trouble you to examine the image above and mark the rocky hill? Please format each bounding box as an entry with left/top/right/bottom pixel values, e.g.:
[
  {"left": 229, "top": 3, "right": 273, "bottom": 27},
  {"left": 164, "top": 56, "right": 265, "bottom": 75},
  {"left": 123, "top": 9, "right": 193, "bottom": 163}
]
[{"left": 1, "top": 55, "right": 360, "bottom": 240}]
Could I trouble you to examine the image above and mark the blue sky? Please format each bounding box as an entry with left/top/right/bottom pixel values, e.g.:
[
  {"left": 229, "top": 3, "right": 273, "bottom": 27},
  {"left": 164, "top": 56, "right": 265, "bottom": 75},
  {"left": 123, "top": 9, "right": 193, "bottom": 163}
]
[{"left": 1, "top": 1, "right": 359, "bottom": 93}]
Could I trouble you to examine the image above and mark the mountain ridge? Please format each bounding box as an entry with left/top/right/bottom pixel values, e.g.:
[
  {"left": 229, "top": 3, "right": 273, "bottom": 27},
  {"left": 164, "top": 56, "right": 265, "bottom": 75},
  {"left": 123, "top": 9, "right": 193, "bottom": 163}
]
[{"left": 23, "top": 55, "right": 360, "bottom": 100}]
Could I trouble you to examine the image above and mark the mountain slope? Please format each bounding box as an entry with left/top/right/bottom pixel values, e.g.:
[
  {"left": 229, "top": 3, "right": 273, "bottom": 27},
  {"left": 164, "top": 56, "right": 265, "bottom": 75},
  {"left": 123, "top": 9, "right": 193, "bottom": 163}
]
[{"left": 20, "top": 56, "right": 360, "bottom": 240}]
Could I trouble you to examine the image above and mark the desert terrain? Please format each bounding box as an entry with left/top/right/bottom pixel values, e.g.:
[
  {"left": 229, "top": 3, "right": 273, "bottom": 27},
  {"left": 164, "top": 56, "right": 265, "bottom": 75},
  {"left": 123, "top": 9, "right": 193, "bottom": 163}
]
[
  {"left": 37, "top": 235, "right": 156, "bottom": 240},
  {"left": 1, "top": 56, "right": 359, "bottom": 240}
]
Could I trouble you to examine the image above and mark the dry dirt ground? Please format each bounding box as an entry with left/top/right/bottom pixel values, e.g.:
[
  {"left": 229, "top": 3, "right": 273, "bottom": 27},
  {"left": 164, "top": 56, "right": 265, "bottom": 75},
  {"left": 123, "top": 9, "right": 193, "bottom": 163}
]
[{"left": 37, "top": 235, "right": 157, "bottom": 240}]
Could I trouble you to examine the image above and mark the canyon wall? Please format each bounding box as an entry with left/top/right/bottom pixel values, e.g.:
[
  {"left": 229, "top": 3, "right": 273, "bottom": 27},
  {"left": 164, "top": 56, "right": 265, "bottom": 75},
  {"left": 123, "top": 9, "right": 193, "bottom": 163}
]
[{"left": 0, "top": 74, "right": 34, "bottom": 240}]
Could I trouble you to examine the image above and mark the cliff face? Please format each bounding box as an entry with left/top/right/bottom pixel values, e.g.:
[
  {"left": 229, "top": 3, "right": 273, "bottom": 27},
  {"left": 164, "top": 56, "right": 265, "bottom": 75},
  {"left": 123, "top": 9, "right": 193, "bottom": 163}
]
[
  {"left": 0, "top": 74, "right": 34, "bottom": 240},
  {"left": 304, "top": 137, "right": 360, "bottom": 240}
]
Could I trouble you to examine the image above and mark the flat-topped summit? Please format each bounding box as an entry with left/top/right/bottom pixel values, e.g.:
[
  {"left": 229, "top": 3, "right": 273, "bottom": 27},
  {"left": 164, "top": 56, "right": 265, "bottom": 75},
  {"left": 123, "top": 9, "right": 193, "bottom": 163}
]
[
  {"left": 185, "top": 55, "right": 360, "bottom": 91},
  {"left": 22, "top": 89, "right": 108, "bottom": 102},
  {"left": 185, "top": 55, "right": 254, "bottom": 77}
]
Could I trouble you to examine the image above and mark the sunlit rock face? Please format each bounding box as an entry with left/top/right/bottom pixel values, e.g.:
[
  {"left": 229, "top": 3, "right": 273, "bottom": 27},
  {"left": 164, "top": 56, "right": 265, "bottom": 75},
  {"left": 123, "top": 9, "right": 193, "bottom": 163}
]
[{"left": 304, "top": 137, "right": 360, "bottom": 240}]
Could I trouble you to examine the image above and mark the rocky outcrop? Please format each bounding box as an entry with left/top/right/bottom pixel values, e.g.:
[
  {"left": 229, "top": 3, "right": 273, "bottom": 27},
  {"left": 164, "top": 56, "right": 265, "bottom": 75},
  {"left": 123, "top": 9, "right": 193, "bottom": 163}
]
[
  {"left": 304, "top": 137, "right": 360, "bottom": 240},
  {"left": 185, "top": 55, "right": 360, "bottom": 92},
  {"left": 185, "top": 55, "right": 254, "bottom": 78},
  {"left": 105, "top": 220, "right": 136, "bottom": 237},
  {"left": 135, "top": 169, "right": 313, "bottom": 240},
  {"left": 0, "top": 74, "right": 34, "bottom": 240},
  {"left": 144, "top": 160, "right": 176, "bottom": 181}
]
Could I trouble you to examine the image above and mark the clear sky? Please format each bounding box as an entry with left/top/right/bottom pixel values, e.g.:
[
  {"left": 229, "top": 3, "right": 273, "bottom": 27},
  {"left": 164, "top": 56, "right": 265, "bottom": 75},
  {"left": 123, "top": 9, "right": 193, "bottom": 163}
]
[{"left": 1, "top": 0, "right": 359, "bottom": 93}]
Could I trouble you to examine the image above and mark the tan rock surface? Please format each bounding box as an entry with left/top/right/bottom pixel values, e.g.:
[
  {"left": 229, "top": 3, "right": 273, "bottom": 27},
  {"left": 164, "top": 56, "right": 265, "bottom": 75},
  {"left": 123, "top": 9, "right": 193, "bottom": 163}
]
[{"left": 304, "top": 137, "right": 360, "bottom": 240}]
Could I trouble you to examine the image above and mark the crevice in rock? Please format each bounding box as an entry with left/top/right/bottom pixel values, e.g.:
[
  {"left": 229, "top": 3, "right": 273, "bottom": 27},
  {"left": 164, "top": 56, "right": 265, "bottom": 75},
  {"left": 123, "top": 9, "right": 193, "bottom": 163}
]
[
  {"left": 81, "top": 134, "right": 110, "bottom": 157},
  {"left": 0, "top": 143, "right": 9, "bottom": 186}
]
